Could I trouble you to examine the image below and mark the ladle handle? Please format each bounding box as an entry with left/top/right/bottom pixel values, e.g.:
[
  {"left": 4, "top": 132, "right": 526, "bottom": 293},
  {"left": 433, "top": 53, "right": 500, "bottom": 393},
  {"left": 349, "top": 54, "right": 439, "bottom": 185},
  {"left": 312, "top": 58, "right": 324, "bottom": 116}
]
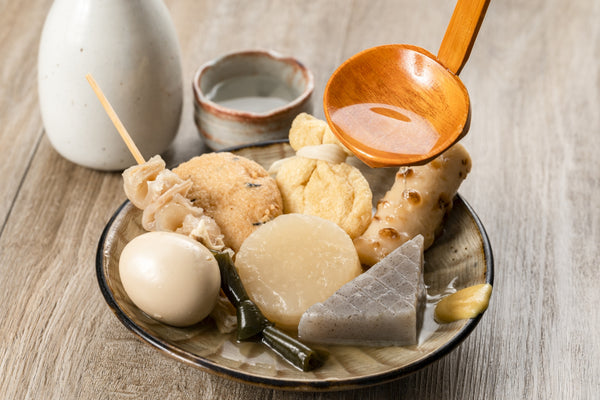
[{"left": 437, "top": 0, "right": 490, "bottom": 75}]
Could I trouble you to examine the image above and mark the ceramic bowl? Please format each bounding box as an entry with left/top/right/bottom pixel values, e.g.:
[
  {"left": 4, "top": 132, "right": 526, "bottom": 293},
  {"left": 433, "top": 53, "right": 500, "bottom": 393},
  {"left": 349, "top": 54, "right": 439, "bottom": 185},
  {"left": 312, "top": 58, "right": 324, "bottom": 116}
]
[
  {"left": 192, "top": 50, "right": 313, "bottom": 150},
  {"left": 96, "top": 140, "right": 493, "bottom": 391}
]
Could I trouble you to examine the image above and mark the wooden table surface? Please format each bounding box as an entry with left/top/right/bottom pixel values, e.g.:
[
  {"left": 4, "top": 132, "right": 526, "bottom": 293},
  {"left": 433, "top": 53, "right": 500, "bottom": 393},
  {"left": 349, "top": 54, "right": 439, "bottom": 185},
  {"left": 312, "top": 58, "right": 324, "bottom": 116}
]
[{"left": 1, "top": 0, "right": 598, "bottom": 398}]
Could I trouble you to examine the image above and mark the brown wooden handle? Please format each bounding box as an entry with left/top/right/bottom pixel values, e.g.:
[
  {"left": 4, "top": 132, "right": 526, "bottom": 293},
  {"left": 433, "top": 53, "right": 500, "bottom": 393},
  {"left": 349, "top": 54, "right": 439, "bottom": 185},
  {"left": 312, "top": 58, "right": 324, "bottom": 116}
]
[{"left": 437, "top": 0, "right": 490, "bottom": 75}]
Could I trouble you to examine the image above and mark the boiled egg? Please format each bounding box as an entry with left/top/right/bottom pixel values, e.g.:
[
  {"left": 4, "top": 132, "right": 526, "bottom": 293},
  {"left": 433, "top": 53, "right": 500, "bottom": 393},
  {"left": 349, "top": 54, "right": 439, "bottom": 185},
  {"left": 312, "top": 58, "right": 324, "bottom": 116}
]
[{"left": 119, "top": 231, "right": 221, "bottom": 327}]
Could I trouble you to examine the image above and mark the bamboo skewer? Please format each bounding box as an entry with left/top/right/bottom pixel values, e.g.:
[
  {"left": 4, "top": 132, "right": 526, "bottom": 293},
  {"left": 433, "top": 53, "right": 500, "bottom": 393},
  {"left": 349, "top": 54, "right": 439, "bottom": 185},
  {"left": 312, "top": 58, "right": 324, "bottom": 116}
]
[{"left": 85, "top": 73, "right": 145, "bottom": 165}]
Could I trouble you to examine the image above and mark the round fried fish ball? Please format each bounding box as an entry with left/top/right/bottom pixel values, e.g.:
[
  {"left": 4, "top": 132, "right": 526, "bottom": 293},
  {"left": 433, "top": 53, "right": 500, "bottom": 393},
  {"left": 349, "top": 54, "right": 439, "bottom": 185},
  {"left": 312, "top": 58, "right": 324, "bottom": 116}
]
[{"left": 173, "top": 152, "right": 283, "bottom": 252}]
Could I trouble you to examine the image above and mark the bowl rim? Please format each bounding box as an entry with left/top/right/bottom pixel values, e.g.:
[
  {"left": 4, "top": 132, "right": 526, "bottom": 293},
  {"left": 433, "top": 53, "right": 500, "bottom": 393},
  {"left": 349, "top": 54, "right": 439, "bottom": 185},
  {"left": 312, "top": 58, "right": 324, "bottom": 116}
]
[
  {"left": 192, "top": 50, "right": 314, "bottom": 121},
  {"left": 96, "top": 140, "right": 494, "bottom": 391}
]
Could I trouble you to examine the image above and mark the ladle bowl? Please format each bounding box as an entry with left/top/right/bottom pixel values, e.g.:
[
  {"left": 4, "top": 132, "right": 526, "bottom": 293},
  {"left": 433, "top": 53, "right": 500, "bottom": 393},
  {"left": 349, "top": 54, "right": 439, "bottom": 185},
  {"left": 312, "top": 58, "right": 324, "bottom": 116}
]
[{"left": 324, "top": 0, "right": 489, "bottom": 167}]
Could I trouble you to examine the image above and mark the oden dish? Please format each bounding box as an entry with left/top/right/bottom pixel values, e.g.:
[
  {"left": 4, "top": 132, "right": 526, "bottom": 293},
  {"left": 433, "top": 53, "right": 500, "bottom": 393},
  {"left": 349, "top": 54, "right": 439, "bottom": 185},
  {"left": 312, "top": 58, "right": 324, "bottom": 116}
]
[{"left": 96, "top": 141, "right": 493, "bottom": 391}]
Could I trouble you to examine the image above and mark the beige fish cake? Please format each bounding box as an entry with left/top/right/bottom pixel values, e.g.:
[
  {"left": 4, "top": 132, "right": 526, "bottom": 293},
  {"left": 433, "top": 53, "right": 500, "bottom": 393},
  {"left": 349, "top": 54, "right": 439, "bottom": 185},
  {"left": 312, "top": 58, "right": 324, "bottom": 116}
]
[
  {"left": 354, "top": 144, "right": 472, "bottom": 266},
  {"left": 276, "top": 157, "right": 372, "bottom": 239},
  {"left": 275, "top": 113, "right": 372, "bottom": 239},
  {"left": 173, "top": 152, "right": 282, "bottom": 252}
]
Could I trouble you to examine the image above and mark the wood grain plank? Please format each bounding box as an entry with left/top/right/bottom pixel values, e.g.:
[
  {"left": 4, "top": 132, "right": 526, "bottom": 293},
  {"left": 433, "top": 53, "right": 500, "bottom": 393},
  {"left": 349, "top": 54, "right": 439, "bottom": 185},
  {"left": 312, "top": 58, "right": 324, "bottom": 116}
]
[
  {"left": 0, "top": 0, "right": 599, "bottom": 398},
  {"left": 0, "top": 0, "right": 53, "bottom": 229},
  {"left": 0, "top": 138, "right": 121, "bottom": 397},
  {"left": 457, "top": 0, "right": 600, "bottom": 399}
]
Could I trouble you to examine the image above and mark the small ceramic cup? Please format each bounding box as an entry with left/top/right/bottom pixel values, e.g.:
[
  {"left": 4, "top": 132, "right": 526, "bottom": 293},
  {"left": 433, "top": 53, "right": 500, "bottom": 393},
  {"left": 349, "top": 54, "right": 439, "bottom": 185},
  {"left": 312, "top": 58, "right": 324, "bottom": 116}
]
[{"left": 193, "top": 50, "right": 314, "bottom": 150}]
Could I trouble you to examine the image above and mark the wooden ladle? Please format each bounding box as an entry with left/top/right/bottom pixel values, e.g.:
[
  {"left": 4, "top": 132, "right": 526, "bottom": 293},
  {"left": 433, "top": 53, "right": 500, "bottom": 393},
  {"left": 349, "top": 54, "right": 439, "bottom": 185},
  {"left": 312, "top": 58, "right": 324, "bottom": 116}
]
[{"left": 323, "top": 0, "right": 490, "bottom": 167}]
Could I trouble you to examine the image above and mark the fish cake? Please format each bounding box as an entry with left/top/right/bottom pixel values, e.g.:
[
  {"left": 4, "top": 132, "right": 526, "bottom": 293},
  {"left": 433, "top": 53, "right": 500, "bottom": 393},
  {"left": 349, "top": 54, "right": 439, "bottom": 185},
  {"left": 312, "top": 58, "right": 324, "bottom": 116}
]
[
  {"left": 276, "top": 157, "right": 372, "bottom": 239},
  {"left": 173, "top": 152, "right": 283, "bottom": 252},
  {"left": 274, "top": 113, "right": 372, "bottom": 239},
  {"left": 353, "top": 144, "right": 472, "bottom": 266}
]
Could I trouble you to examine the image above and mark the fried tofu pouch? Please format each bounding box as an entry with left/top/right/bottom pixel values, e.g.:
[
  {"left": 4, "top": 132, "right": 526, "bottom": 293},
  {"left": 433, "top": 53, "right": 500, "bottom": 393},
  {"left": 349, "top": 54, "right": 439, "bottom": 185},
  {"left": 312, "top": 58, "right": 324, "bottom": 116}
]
[
  {"left": 274, "top": 114, "right": 372, "bottom": 239},
  {"left": 173, "top": 152, "right": 283, "bottom": 252},
  {"left": 354, "top": 144, "right": 472, "bottom": 266}
]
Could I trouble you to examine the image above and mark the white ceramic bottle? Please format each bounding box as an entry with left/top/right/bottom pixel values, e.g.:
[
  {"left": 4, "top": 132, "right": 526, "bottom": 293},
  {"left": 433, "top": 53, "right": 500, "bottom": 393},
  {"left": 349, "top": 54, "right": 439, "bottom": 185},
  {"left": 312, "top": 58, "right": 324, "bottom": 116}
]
[{"left": 38, "top": 0, "right": 183, "bottom": 170}]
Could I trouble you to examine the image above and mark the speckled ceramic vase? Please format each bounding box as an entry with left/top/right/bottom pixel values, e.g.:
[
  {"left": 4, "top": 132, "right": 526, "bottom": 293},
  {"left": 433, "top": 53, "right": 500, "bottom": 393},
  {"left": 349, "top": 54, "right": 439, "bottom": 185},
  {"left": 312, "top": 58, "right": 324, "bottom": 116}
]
[{"left": 38, "top": 0, "right": 183, "bottom": 170}]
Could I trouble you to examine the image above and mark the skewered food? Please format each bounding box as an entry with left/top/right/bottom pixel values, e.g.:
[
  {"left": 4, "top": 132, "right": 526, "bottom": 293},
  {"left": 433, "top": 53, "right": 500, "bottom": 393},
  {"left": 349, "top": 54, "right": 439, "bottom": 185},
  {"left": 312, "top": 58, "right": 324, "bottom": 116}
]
[{"left": 122, "top": 155, "right": 226, "bottom": 251}]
